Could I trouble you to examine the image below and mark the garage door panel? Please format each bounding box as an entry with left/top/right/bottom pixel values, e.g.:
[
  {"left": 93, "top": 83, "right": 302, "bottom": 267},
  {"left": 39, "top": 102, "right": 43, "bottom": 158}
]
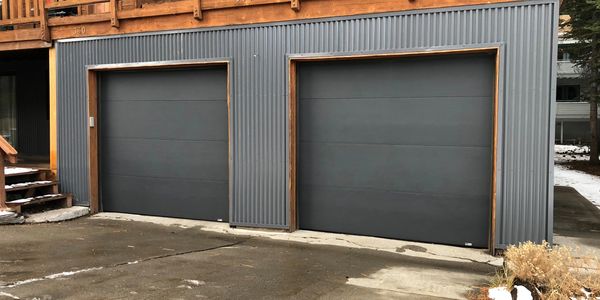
[
  {"left": 299, "top": 55, "right": 494, "bottom": 99},
  {"left": 103, "top": 100, "right": 227, "bottom": 141},
  {"left": 102, "top": 139, "right": 227, "bottom": 181},
  {"left": 101, "top": 68, "right": 227, "bottom": 101},
  {"left": 298, "top": 186, "right": 489, "bottom": 247},
  {"left": 299, "top": 97, "right": 492, "bottom": 147},
  {"left": 299, "top": 142, "right": 491, "bottom": 197},
  {"left": 298, "top": 54, "right": 494, "bottom": 247},
  {"left": 102, "top": 175, "right": 228, "bottom": 221},
  {"left": 100, "top": 67, "right": 228, "bottom": 221}
]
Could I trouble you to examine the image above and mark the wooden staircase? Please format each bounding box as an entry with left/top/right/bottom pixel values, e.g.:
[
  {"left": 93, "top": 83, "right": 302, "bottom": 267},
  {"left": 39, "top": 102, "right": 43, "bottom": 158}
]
[
  {"left": 0, "top": 136, "right": 72, "bottom": 215},
  {"left": 4, "top": 167, "right": 72, "bottom": 214}
]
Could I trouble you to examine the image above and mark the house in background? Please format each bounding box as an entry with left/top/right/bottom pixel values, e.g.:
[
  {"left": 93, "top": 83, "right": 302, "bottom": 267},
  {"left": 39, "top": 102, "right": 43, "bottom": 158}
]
[
  {"left": 0, "top": 0, "right": 558, "bottom": 254},
  {"left": 556, "top": 21, "right": 600, "bottom": 145}
]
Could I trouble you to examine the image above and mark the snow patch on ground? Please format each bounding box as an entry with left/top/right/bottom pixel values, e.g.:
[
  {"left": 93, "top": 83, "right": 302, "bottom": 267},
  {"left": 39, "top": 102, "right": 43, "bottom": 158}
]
[
  {"left": 1, "top": 267, "right": 103, "bottom": 288},
  {"left": 0, "top": 291, "right": 20, "bottom": 299},
  {"left": 346, "top": 266, "right": 487, "bottom": 300},
  {"left": 555, "top": 144, "right": 591, "bottom": 163},
  {"left": 488, "top": 286, "right": 533, "bottom": 300},
  {"left": 488, "top": 287, "right": 512, "bottom": 300},
  {"left": 183, "top": 279, "right": 205, "bottom": 286},
  {"left": 556, "top": 145, "right": 590, "bottom": 154},
  {"left": 554, "top": 164, "right": 600, "bottom": 208}
]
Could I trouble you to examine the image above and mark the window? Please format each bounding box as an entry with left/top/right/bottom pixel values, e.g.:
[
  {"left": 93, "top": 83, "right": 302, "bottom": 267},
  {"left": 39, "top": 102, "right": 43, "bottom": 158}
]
[
  {"left": 0, "top": 75, "right": 17, "bottom": 146},
  {"left": 558, "top": 47, "right": 571, "bottom": 61},
  {"left": 557, "top": 85, "right": 580, "bottom": 102}
]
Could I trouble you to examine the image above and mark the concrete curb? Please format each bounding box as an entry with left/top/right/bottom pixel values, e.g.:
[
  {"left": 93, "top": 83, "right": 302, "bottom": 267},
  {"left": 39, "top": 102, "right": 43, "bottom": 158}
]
[
  {"left": 24, "top": 206, "right": 90, "bottom": 224},
  {"left": 92, "top": 212, "right": 504, "bottom": 267}
]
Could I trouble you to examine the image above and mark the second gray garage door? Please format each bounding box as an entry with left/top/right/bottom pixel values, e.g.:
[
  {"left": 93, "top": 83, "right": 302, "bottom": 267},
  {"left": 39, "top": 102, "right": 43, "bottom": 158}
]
[
  {"left": 298, "top": 53, "right": 495, "bottom": 247},
  {"left": 99, "top": 67, "right": 228, "bottom": 221}
]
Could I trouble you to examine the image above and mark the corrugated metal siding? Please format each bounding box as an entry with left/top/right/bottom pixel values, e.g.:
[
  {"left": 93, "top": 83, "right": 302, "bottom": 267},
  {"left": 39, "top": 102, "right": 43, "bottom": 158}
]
[{"left": 56, "top": 0, "right": 558, "bottom": 247}]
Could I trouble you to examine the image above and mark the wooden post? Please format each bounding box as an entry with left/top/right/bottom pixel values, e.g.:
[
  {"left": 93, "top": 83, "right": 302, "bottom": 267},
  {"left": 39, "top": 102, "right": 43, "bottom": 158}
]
[
  {"left": 0, "top": 152, "right": 6, "bottom": 210},
  {"left": 39, "top": 0, "right": 50, "bottom": 42},
  {"left": 49, "top": 48, "right": 58, "bottom": 175},
  {"left": 10, "top": 0, "right": 17, "bottom": 21},
  {"left": 25, "top": 0, "right": 31, "bottom": 17},
  {"left": 1, "top": 0, "right": 8, "bottom": 20},
  {"left": 0, "top": 136, "right": 18, "bottom": 210},
  {"left": 193, "top": 0, "right": 202, "bottom": 20},
  {"left": 110, "top": 0, "right": 119, "bottom": 27},
  {"left": 290, "top": 0, "right": 300, "bottom": 11}
]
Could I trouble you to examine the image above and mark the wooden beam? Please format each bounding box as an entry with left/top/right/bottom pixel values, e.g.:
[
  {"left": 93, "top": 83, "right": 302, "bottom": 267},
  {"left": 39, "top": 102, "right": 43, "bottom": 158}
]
[
  {"left": 0, "top": 28, "right": 42, "bottom": 43},
  {"left": 49, "top": 47, "right": 58, "bottom": 175},
  {"left": 290, "top": 0, "right": 299, "bottom": 11},
  {"left": 288, "top": 60, "right": 298, "bottom": 231},
  {"left": 39, "top": 0, "right": 50, "bottom": 41},
  {"left": 490, "top": 48, "right": 500, "bottom": 254},
  {"left": 48, "top": 13, "right": 111, "bottom": 26},
  {"left": 118, "top": 1, "right": 191, "bottom": 20},
  {"left": 49, "top": 0, "right": 518, "bottom": 41},
  {"left": 109, "top": 0, "right": 119, "bottom": 27},
  {"left": 46, "top": 0, "right": 108, "bottom": 9},
  {"left": 88, "top": 70, "right": 99, "bottom": 214},
  {"left": 193, "top": 0, "right": 202, "bottom": 19},
  {"left": 0, "top": 154, "right": 6, "bottom": 210},
  {"left": 0, "top": 40, "right": 51, "bottom": 51}
]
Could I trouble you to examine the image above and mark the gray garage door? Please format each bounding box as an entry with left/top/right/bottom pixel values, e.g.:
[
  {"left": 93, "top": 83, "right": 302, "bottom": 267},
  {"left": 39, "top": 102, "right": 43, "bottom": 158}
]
[
  {"left": 99, "top": 67, "right": 228, "bottom": 221},
  {"left": 298, "top": 54, "right": 494, "bottom": 247}
]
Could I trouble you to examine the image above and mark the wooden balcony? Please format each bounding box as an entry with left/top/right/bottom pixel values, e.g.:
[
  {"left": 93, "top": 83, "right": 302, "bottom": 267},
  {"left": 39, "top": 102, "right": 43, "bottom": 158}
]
[
  {"left": 0, "top": 0, "right": 50, "bottom": 50},
  {"left": 0, "top": 0, "right": 518, "bottom": 51}
]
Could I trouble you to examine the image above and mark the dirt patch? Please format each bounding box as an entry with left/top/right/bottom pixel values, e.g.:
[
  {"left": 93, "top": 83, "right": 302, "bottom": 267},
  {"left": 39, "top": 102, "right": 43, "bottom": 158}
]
[{"left": 558, "top": 161, "right": 600, "bottom": 177}]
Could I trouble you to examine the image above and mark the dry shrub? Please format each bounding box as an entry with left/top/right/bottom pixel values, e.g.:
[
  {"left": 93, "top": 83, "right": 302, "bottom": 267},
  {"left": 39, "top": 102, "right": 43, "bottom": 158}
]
[{"left": 499, "top": 241, "right": 600, "bottom": 299}]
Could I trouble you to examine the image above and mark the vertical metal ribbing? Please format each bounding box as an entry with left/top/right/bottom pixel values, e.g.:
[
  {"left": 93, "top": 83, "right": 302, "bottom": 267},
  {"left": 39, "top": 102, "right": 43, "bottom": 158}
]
[{"left": 56, "top": 0, "right": 558, "bottom": 245}]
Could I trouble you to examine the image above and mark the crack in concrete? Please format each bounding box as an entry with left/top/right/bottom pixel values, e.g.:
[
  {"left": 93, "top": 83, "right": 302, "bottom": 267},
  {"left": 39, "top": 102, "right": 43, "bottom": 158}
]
[{"left": 0, "top": 239, "right": 248, "bottom": 292}]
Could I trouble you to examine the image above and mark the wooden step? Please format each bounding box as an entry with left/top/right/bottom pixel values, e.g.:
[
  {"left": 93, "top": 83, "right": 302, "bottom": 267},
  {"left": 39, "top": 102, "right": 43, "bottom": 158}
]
[
  {"left": 5, "top": 181, "right": 58, "bottom": 192},
  {"left": 6, "top": 194, "right": 72, "bottom": 214},
  {"left": 4, "top": 167, "right": 41, "bottom": 178}
]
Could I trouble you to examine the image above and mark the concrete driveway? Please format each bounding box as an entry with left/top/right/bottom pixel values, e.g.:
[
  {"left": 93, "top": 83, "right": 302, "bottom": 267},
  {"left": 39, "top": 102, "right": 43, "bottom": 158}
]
[
  {"left": 1, "top": 187, "right": 598, "bottom": 300},
  {"left": 554, "top": 186, "right": 600, "bottom": 257},
  {"left": 0, "top": 215, "right": 499, "bottom": 300}
]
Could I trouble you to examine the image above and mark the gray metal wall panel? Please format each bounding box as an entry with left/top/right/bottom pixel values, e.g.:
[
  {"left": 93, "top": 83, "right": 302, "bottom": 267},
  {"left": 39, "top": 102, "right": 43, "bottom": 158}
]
[{"left": 56, "top": 0, "right": 558, "bottom": 247}]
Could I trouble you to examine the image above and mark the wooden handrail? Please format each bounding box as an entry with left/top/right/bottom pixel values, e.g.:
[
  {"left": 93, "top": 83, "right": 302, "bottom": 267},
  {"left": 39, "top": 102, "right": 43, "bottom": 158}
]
[{"left": 0, "top": 136, "right": 17, "bottom": 210}]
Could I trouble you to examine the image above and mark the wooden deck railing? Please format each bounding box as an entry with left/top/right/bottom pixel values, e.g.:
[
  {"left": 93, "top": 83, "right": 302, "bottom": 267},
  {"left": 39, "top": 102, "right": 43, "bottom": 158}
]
[
  {"left": 0, "top": 0, "right": 42, "bottom": 25},
  {"left": 0, "top": 0, "right": 303, "bottom": 46},
  {"left": 0, "top": 136, "right": 17, "bottom": 210},
  {"left": 0, "top": 0, "right": 49, "bottom": 41}
]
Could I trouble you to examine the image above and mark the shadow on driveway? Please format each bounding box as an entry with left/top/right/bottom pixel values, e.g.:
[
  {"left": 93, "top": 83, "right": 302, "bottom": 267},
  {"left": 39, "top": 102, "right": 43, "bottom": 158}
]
[{"left": 554, "top": 186, "right": 600, "bottom": 255}]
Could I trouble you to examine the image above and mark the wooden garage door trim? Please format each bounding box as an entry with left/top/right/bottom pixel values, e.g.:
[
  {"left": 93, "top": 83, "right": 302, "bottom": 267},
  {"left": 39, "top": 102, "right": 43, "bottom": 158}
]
[
  {"left": 86, "top": 59, "right": 231, "bottom": 217},
  {"left": 288, "top": 47, "right": 500, "bottom": 251}
]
